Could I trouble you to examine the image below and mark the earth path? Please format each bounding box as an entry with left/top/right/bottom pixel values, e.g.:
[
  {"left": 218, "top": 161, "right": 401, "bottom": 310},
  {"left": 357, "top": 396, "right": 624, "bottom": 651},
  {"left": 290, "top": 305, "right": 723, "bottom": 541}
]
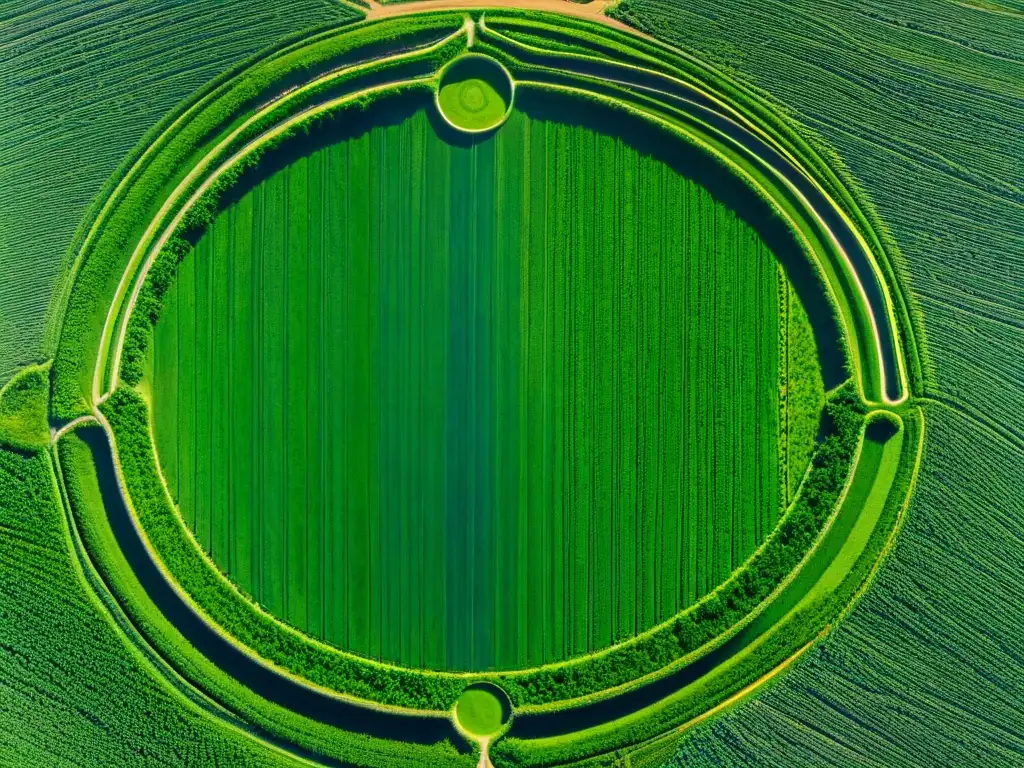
[{"left": 362, "top": 0, "right": 641, "bottom": 38}]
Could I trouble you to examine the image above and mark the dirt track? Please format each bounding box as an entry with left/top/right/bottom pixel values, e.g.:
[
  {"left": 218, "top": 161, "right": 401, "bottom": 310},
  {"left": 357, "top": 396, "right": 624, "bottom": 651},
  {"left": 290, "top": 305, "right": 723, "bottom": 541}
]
[{"left": 361, "top": 0, "right": 641, "bottom": 37}]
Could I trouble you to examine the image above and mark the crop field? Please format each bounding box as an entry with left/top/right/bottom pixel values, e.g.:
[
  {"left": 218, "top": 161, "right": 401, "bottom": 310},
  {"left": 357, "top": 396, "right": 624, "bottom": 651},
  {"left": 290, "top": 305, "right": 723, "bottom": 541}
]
[
  {"left": 0, "top": 0, "right": 358, "bottom": 386},
  {"left": 144, "top": 105, "right": 821, "bottom": 671},
  {"left": 1, "top": 2, "right": 1018, "bottom": 767},
  {"left": 603, "top": 0, "right": 1024, "bottom": 765}
]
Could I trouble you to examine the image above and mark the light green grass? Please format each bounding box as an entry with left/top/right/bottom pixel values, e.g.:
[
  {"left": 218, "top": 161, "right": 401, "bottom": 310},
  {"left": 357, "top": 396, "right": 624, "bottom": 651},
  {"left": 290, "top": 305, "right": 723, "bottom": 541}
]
[
  {"left": 436, "top": 55, "right": 512, "bottom": 131},
  {"left": 455, "top": 687, "right": 506, "bottom": 736},
  {"left": 0, "top": 361, "right": 50, "bottom": 451}
]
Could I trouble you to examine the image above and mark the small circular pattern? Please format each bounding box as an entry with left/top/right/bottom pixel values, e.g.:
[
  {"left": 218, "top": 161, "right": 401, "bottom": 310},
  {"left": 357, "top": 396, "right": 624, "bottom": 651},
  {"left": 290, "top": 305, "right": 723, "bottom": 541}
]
[
  {"left": 436, "top": 53, "right": 514, "bottom": 132},
  {"left": 454, "top": 683, "right": 512, "bottom": 738},
  {"left": 458, "top": 83, "right": 487, "bottom": 113}
]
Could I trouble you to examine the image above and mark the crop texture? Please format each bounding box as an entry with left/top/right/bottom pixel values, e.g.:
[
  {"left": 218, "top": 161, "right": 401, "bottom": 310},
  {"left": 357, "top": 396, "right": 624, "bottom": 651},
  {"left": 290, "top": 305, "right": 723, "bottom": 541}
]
[
  {"left": 0, "top": 5, "right": 965, "bottom": 766},
  {"left": 0, "top": 0, "right": 358, "bottom": 386},
  {"left": 143, "top": 105, "right": 822, "bottom": 671}
]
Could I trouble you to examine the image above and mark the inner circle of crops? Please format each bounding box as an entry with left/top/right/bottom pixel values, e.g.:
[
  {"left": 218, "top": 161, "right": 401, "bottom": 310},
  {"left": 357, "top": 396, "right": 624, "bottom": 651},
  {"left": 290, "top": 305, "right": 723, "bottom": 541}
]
[
  {"left": 69, "top": 9, "right": 918, "bottom": 724},
  {"left": 136, "top": 26, "right": 821, "bottom": 674}
]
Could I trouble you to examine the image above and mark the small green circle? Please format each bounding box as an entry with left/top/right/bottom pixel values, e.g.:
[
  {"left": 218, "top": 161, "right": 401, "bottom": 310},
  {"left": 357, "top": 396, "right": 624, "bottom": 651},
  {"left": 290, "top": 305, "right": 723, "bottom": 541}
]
[
  {"left": 459, "top": 83, "right": 487, "bottom": 113},
  {"left": 454, "top": 683, "right": 511, "bottom": 737},
  {"left": 437, "top": 55, "right": 513, "bottom": 132}
]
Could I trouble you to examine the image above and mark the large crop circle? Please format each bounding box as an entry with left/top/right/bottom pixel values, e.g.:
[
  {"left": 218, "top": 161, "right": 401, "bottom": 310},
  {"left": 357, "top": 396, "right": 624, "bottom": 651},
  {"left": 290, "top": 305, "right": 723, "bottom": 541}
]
[
  {"left": 61, "top": 10, "right": 921, "bottom": 764},
  {"left": 147, "top": 87, "right": 818, "bottom": 672}
]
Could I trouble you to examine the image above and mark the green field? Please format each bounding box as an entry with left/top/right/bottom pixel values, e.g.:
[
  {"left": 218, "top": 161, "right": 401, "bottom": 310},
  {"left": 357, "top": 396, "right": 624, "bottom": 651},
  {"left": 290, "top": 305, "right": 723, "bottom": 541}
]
[
  {"left": 146, "top": 104, "right": 820, "bottom": 671},
  {"left": 612, "top": 0, "right": 1024, "bottom": 764},
  {"left": 455, "top": 684, "right": 509, "bottom": 737},
  {"left": 3, "top": 1, "right": 1017, "bottom": 766}
]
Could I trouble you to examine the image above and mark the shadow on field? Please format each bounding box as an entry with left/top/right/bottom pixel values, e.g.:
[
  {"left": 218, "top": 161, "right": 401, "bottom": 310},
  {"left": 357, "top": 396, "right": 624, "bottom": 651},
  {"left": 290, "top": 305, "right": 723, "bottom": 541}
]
[
  {"left": 71, "top": 424, "right": 467, "bottom": 752},
  {"left": 514, "top": 88, "right": 849, "bottom": 391}
]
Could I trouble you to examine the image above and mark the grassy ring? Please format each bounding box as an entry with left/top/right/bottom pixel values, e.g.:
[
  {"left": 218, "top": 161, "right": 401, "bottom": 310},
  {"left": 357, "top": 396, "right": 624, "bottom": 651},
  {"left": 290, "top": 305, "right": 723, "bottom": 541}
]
[{"left": 49, "top": 11, "right": 924, "bottom": 764}]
